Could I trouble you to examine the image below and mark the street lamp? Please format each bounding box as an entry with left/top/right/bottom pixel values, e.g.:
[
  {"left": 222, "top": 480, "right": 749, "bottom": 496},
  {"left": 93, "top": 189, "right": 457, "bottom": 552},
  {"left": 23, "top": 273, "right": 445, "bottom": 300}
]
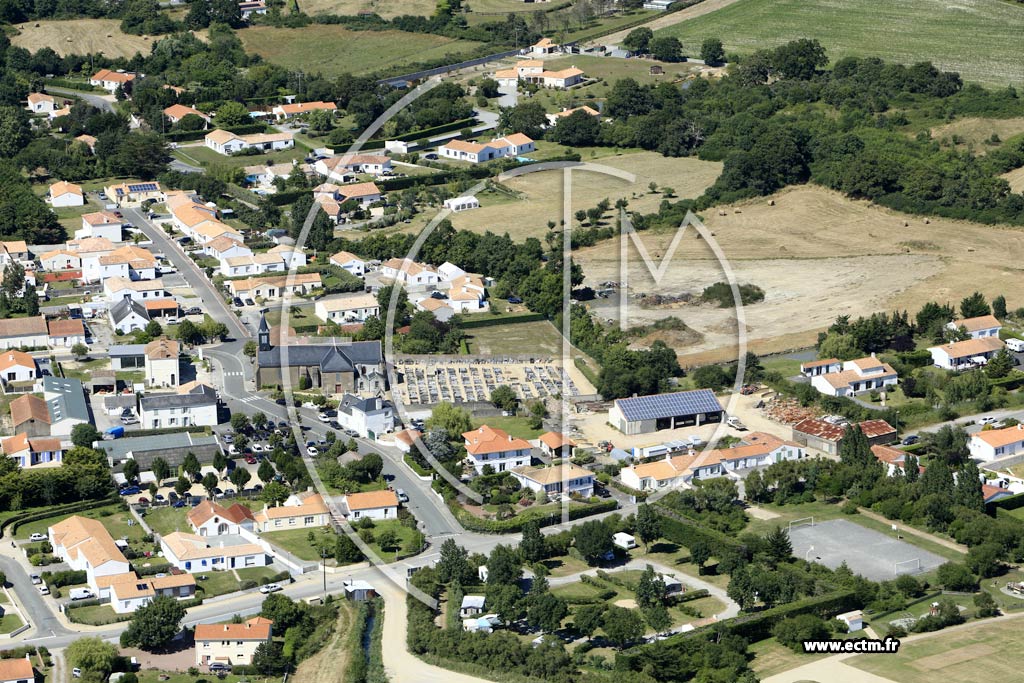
[
  {"left": 320, "top": 547, "right": 329, "bottom": 598},
  {"left": 805, "top": 545, "right": 814, "bottom": 562}
]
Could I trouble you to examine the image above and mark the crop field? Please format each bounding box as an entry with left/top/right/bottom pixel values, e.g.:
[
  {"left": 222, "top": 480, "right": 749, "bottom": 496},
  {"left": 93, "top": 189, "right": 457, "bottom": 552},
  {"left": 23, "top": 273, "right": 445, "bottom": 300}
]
[
  {"left": 1003, "top": 167, "right": 1024, "bottom": 193},
  {"left": 293, "top": 0, "right": 436, "bottom": 16},
  {"left": 237, "top": 25, "right": 482, "bottom": 77},
  {"left": 655, "top": 0, "right": 1024, "bottom": 88},
  {"left": 576, "top": 185, "right": 1024, "bottom": 366},
  {"left": 12, "top": 19, "right": 155, "bottom": 58},
  {"left": 445, "top": 150, "right": 722, "bottom": 240},
  {"left": 848, "top": 618, "right": 1024, "bottom": 683},
  {"left": 928, "top": 117, "right": 1024, "bottom": 152}
]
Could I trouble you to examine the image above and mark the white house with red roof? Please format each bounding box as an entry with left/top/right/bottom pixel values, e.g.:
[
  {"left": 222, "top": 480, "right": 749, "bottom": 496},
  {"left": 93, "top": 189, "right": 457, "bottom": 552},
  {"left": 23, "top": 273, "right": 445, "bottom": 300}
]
[
  {"left": 164, "top": 104, "right": 210, "bottom": 127},
  {"left": 928, "top": 336, "right": 1004, "bottom": 370},
  {"left": 969, "top": 424, "right": 1024, "bottom": 462},
  {"left": 272, "top": 101, "right": 337, "bottom": 121},
  {"left": 438, "top": 134, "right": 534, "bottom": 164},
  {"left": 810, "top": 354, "right": 898, "bottom": 397},
  {"left": 342, "top": 489, "right": 399, "bottom": 521},
  {"left": 189, "top": 500, "right": 256, "bottom": 536},
  {"left": 90, "top": 69, "right": 136, "bottom": 92},
  {"left": 49, "top": 180, "right": 84, "bottom": 208},
  {"left": 800, "top": 358, "right": 841, "bottom": 377},
  {"left": 947, "top": 314, "right": 1001, "bottom": 340},
  {"left": 77, "top": 211, "right": 125, "bottom": 242},
  {"left": 0, "top": 656, "right": 34, "bottom": 683},
  {"left": 462, "top": 425, "right": 533, "bottom": 474},
  {"left": 195, "top": 618, "right": 273, "bottom": 666}
]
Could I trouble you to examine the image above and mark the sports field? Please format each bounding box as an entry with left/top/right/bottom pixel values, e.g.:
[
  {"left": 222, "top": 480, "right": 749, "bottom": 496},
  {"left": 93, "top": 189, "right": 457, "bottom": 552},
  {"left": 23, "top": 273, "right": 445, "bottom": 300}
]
[
  {"left": 848, "top": 617, "right": 1024, "bottom": 683},
  {"left": 237, "top": 25, "right": 483, "bottom": 77},
  {"left": 656, "top": 0, "right": 1024, "bottom": 87}
]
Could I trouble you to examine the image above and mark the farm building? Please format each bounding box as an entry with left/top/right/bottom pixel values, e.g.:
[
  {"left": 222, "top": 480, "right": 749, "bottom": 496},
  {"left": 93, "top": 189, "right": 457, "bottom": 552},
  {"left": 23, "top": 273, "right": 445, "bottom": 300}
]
[
  {"left": 609, "top": 389, "right": 724, "bottom": 435},
  {"left": 790, "top": 418, "right": 896, "bottom": 455}
]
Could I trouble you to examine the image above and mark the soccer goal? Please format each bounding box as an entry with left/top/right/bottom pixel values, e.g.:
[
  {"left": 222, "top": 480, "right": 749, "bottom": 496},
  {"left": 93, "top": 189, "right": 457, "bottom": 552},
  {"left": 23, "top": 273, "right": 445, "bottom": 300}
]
[
  {"left": 788, "top": 517, "right": 814, "bottom": 533},
  {"left": 894, "top": 558, "right": 922, "bottom": 576}
]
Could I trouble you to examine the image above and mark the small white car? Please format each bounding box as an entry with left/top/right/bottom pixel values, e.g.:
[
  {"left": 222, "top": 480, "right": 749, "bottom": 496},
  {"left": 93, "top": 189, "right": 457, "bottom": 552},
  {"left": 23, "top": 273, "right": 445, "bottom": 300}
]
[
  {"left": 317, "top": 413, "right": 331, "bottom": 423},
  {"left": 306, "top": 446, "right": 319, "bottom": 456},
  {"left": 28, "top": 533, "right": 46, "bottom": 542},
  {"left": 251, "top": 444, "right": 264, "bottom": 453},
  {"left": 259, "top": 583, "right": 282, "bottom": 594},
  {"left": 978, "top": 416, "right": 999, "bottom": 425},
  {"left": 38, "top": 585, "right": 50, "bottom": 596},
  {"left": 71, "top": 668, "right": 81, "bottom": 678}
]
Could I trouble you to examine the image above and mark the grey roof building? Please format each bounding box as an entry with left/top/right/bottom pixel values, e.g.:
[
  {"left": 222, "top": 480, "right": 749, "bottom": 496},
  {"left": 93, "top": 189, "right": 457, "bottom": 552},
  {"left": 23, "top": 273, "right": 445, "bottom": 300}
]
[
  {"left": 109, "top": 344, "right": 148, "bottom": 369},
  {"left": 96, "top": 432, "right": 222, "bottom": 470},
  {"left": 110, "top": 299, "right": 151, "bottom": 333},
  {"left": 42, "top": 376, "right": 91, "bottom": 424}
]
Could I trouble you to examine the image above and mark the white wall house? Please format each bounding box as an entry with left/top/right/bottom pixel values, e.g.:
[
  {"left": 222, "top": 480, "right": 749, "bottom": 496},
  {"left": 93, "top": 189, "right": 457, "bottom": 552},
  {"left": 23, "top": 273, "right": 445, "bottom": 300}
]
[
  {"left": 76, "top": 212, "right": 124, "bottom": 242},
  {"left": 336, "top": 393, "right": 394, "bottom": 439},
  {"left": 969, "top": 424, "right": 1024, "bottom": 462},
  {"left": 139, "top": 384, "right": 219, "bottom": 429},
  {"left": 342, "top": 490, "right": 399, "bottom": 521},
  {"left": 438, "top": 134, "right": 534, "bottom": 164},
  {"left": 50, "top": 516, "right": 131, "bottom": 587},
  {"left": 462, "top": 425, "right": 532, "bottom": 474},
  {"left": 315, "top": 293, "right": 380, "bottom": 323},
  {"left": 195, "top": 619, "right": 273, "bottom": 667},
  {"left": 329, "top": 251, "right": 366, "bottom": 277},
  {"left": 49, "top": 181, "right": 84, "bottom": 208},
  {"left": 800, "top": 358, "right": 841, "bottom": 377},
  {"left": 810, "top": 355, "right": 898, "bottom": 397},
  {"left": 379, "top": 258, "right": 440, "bottom": 286},
  {"left": 144, "top": 339, "right": 180, "bottom": 388},
  {"left": 947, "top": 315, "right": 1002, "bottom": 340},
  {"left": 160, "top": 532, "right": 269, "bottom": 573},
  {"left": 511, "top": 463, "right": 594, "bottom": 498},
  {"left": 90, "top": 69, "right": 135, "bottom": 92},
  {"left": 929, "top": 337, "right": 1005, "bottom": 370},
  {"left": 252, "top": 491, "right": 329, "bottom": 532},
  {"left": 188, "top": 500, "right": 255, "bottom": 536},
  {"left": 205, "top": 130, "right": 294, "bottom": 155}
]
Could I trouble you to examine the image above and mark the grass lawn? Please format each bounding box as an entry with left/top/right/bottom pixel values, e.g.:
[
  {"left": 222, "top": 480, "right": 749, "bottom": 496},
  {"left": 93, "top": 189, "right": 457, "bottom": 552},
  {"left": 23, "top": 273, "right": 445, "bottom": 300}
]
[
  {"left": 760, "top": 356, "right": 803, "bottom": 378},
  {"left": 470, "top": 415, "right": 545, "bottom": 440},
  {"left": 0, "top": 612, "right": 23, "bottom": 633},
  {"left": 236, "top": 566, "right": 282, "bottom": 583},
  {"left": 173, "top": 142, "right": 310, "bottom": 169},
  {"left": 237, "top": 25, "right": 483, "bottom": 77},
  {"left": 849, "top": 616, "right": 1021, "bottom": 682},
  {"left": 541, "top": 554, "right": 591, "bottom": 578},
  {"left": 136, "top": 672, "right": 252, "bottom": 683},
  {"left": 657, "top": 0, "right": 1024, "bottom": 88},
  {"left": 748, "top": 637, "right": 831, "bottom": 679},
  {"left": 16, "top": 503, "right": 143, "bottom": 543},
  {"left": 66, "top": 604, "right": 121, "bottom": 626},
  {"left": 551, "top": 581, "right": 606, "bottom": 602},
  {"left": 194, "top": 571, "right": 242, "bottom": 598},
  {"left": 359, "top": 519, "right": 420, "bottom": 563},
  {"left": 463, "top": 319, "right": 565, "bottom": 356},
  {"left": 143, "top": 506, "right": 191, "bottom": 536},
  {"left": 262, "top": 526, "right": 339, "bottom": 563}
]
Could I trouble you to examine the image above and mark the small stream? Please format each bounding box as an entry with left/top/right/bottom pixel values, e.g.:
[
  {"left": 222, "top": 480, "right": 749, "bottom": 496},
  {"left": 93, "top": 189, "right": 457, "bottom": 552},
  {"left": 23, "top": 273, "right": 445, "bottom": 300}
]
[{"left": 360, "top": 608, "right": 376, "bottom": 659}]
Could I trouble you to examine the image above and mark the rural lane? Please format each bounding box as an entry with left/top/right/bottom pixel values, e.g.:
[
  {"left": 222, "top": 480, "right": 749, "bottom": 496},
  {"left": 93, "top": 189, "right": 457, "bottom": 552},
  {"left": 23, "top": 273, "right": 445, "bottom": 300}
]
[{"left": 45, "top": 86, "right": 115, "bottom": 113}]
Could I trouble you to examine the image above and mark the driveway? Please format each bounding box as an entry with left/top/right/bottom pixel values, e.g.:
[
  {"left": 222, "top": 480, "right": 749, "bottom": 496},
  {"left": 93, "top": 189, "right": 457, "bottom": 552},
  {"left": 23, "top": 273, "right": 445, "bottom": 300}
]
[{"left": 46, "top": 86, "right": 114, "bottom": 113}]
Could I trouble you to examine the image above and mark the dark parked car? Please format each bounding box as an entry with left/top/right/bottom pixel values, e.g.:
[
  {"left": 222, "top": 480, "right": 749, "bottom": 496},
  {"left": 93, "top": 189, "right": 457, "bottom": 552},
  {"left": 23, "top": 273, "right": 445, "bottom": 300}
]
[
  {"left": 275, "top": 398, "right": 287, "bottom": 405},
  {"left": 232, "top": 297, "right": 244, "bottom": 307},
  {"left": 185, "top": 307, "right": 202, "bottom": 315},
  {"left": 507, "top": 296, "right": 523, "bottom": 304},
  {"left": 901, "top": 435, "right": 919, "bottom": 445},
  {"left": 118, "top": 486, "right": 141, "bottom": 496},
  {"left": 329, "top": 421, "right": 343, "bottom": 430},
  {"left": 244, "top": 298, "right": 256, "bottom": 306}
]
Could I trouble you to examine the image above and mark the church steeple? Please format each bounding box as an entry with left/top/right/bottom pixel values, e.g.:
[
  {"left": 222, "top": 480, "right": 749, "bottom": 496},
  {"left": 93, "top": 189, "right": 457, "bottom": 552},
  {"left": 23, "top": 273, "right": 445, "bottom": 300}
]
[{"left": 258, "top": 312, "right": 271, "bottom": 351}]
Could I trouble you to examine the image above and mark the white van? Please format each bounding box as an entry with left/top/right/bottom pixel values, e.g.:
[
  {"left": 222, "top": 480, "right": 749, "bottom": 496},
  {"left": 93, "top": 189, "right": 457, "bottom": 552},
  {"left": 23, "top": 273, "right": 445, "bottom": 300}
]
[
  {"left": 69, "top": 588, "right": 94, "bottom": 601},
  {"left": 1006, "top": 338, "right": 1024, "bottom": 353}
]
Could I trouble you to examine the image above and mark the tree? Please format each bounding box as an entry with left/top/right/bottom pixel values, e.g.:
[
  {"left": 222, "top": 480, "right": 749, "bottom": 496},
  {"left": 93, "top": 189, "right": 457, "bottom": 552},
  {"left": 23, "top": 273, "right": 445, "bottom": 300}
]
[
  {"left": 764, "top": 526, "right": 792, "bottom": 564},
  {"left": 230, "top": 412, "right": 251, "bottom": 432},
  {"left": 635, "top": 565, "right": 665, "bottom": 609},
  {"left": 67, "top": 638, "right": 118, "bottom": 677},
  {"left": 377, "top": 528, "right": 399, "bottom": 552},
  {"left": 490, "top": 385, "right": 518, "bottom": 414},
  {"left": 773, "top": 614, "right": 831, "bottom": 653},
  {"left": 549, "top": 109, "right": 601, "bottom": 147},
  {"left": 243, "top": 340, "right": 258, "bottom": 359},
  {"left": 335, "top": 533, "right": 363, "bottom": 564},
  {"left": 258, "top": 459, "right": 275, "bottom": 483},
  {"left": 771, "top": 38, "right": 827, "bottom": 80},
  {"left": 574, "top": 520, "right": 613, "bottom": 565},
  {"left": 634, "top": 504, "right": 661, "bottom": 548},
  {"left": 251, "top": 642, "right": 287, "bottom": 676},
  {"left": 174, "top": 476, "right": 191, "bottom": 497},
  {"left": 574, "top": 604, "right": 605, "bottom": 639},
  {"left": 0, "top": 106, "right": 31, "bottom": 158},
  {"left": 119, "top": 596, "right": 186, "bottom": 650},
  {"left": 993, "top": 295, "right": 1007, "bottom": 319},
  {"left": 527, "top": 592, "right": 568, "bottom": 633},
  {"left": 144, "top": 320, "right": 163, "bottom": 338},
  {"left": 71, "top": 342, "right": 89, "bottom": 360},
  {"left": 649, "top": 36, "right": 683, "bottom": 63},
  {"left": 974, "top": 591, "right": 998, "bottom": 618},
  {"left": 486, "top": 544, "right": 521, "bottom": 585},
  {"left": 689, "top": 539, "right": 712, "bottom": 574},
  {"left": 427, "top": 402, "right": 472, "bottom": 436},
  {"left": 622, "top": 27, "right": 653, "bottom": 53},
  {"left": 700, "top": 37, "right": 725, "bottom": 65},
  {"left": 183, "top": 452, "right": 201, "bottom": 478},
  {"left": 260, "top": 593, "right": 307, "bottom": 632},
  {"left": 229, "top": 466, "right": 251, "bottom": 490},
  {"left": 923, "top": 425, "right": 970, "bottom": 467},
  {"left": 966, "top": 542, "right": 1003, "bottom": 578},
  {"left": 71, "top": 423, "right": 102, "bottom": 448},
  {"left": 213, "top": 451, "right": 228, "bottom": 474},
  {"left": 261, "top": 482, "right": 290, "bottom": 505},
  {"left": 960, "top": 291, "right": 990, "bottom": 319},
  {"left": 954, "top": 460, "right": 985, "bottom": 511},
  {"left": 215, "top": 101, "right": 251, "bottom": 128},
  {"left": 123, "top": 458, "right": 140, "bottom": 483},
  {"left": 437, "top": 538, "right": 473, "bottom": 584},
  {"left": 201, "top": 472, "right": 218, "bottom": 498},
  {"left": 936, "top": 562, "right": 977, "bottom": 591},
  {"left": 643, "top": 602, "right": 672, "bottom": 634},
  {"left": 497, "top": 101, "right": 548, "bottom": 139},
  {"left": 602, "top": 606, "right": 644, "bottom": 648},
  {"left": 520, "top": 520, "right": 547, "bottom": 563},
  {"left": 818, "top": 333, "right": 861, "bottom": 361},
  {"left": 151, "top": 457, "right": 171, "bottom": 483},
  {"left": 986, "top": 348, "right": 1013, "bottom": 379}
]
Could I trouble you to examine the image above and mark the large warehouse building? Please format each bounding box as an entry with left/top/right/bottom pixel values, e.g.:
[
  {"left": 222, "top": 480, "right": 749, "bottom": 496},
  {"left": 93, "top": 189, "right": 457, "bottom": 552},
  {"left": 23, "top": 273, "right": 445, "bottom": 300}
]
[{"left": 609, "top": 389, "right": 725, "bottom": 435}]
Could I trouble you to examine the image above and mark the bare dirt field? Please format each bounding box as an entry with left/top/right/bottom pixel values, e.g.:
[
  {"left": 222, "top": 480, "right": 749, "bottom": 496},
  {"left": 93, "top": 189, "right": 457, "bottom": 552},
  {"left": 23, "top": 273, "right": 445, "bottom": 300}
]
[
  {"left": 928, "top": 117, "right": 1024, "bottom": 152},
  {"left": 447, "top": 152, "right": 723, "bottom": 240},
  {"left": 12, "top": 20, "right": 156, "bottom": 58},
  {"left": 1002, "top": 166, "right": 1024, "bottom": 193},
  {"left": 576, "top": 185, "right": 1024, "bottom": 365}
]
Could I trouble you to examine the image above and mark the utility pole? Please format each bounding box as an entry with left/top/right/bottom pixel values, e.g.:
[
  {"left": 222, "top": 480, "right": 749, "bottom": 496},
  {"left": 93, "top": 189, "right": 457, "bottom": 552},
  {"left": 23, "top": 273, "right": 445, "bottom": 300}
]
[{"left": 321, "top": 547, "right": 328, "bottom": 598}]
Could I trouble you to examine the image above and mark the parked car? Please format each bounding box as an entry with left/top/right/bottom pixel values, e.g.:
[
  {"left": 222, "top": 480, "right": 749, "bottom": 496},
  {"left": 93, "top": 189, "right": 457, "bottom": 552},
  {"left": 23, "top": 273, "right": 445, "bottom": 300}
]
[
  {"left": 329, "top": 421, "right": 343, "bottom": 430},
  {"left": 507, "top": 296, "right": 523, "bottom": 304},
  {"left": 232, "top": 297, "right": 244, "bottom": 307},
  {"left": 317, "top": 413, "right": 331, "bottom": 422},
  {"left": 69, "top": 588, "right": 94, "bottom": 600},
  {"left": 28, "top": 532, "right": 46, "bottom": 542},
  {"left": 901, "top": 435, "right": 919, "bottom": 445},
  {"left": 245, "top": 454, "right": 257, "bottom": 465},
  {"left": 208, "top": 664, "right": 231, "bottom": 673},
  {"left": 38, "top": 585, "right": 50, "bottom": 596},
  {"left": 228, "top": 445, "right": 240, "bottom": 456},
  {"left": 306, "top": 446, "right": 319, "bottom": 456},
  {"left": 396, "top": 489, "right": 409, "bottom": 503},
  {"left": 259, "top": 583, "right": 282, "bottom": 594},
  {"left": 165, "top": 317, "right": 180, "bottom": 325},
  {"left": 251, "top": 444, "right": 263, "bottom": 454},
  {"left": 172, "top": 500, "right": 186, "bottom": 508},
  {"left": 275, "top": 398, "right": 287, "bottom": 406},
  {"left": 119, "top": 486, "right": 141, "bottom": 496},
  {"left": 222, "top": 433, "right": 234, "bottom": 443},
  {"left": 30, "top": 574, "right": 41, "bottom": 585},
  {"left": 979, "top": 416, "right": 999, "bottom": 426},
  {"left": 244, "top": 298, "right": 256, "bottom": 307},
  {"left": 185, "top": 307, "right": 202, "bottom": 315}
]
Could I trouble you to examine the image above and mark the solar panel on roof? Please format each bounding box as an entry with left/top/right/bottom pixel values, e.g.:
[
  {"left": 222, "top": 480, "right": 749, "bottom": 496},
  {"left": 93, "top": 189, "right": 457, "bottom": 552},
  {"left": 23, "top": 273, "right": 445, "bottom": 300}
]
[
  {"left": 615, "top": 389, "right": 723, "bottom": 422},
  {"left": 127, "top": 183, "right": 158, "bottom": 192}
]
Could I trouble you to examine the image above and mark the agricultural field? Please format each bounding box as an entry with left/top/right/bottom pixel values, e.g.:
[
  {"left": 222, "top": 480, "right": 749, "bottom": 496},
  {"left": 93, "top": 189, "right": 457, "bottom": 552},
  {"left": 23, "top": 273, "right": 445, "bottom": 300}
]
[
  {"left": 237, "top": 25, "right": 483, "bottom": 77},
  {"left": 463, "top": 319, "right": 565, "bottom": 356},
  {"left": 848, "top": 617, "right": 1024, "bottom": 683},
  {"left": 12, "top": 20, "right": 155, "bottom": 58},
  {"left": 1001, "top": 166, "right": 1024, "bottom": 193},
  {"left": 445, "top": 150, "right": 722, "bottom": 240},
  {"left": 171, "top": 142, "right": 310, "bottom": 169},
  {"left": 576, "top": 185, "right": 1024, "bottom": 366},
  {"left": 656, "top": 0, "right": 1024, "bottom": 88},
  {"left": 927, "top": 117, "right": 1024, "bottom": 153},
  {"left": 292, "top": 0, "right": 436, "bottom": 17}
]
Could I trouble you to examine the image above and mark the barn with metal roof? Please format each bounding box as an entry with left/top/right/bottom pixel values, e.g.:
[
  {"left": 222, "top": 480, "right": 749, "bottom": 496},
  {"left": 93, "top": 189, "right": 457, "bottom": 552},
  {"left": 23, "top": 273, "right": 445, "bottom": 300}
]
[{"left": 609, "top": 389, "right": 724, "bottom": 435}]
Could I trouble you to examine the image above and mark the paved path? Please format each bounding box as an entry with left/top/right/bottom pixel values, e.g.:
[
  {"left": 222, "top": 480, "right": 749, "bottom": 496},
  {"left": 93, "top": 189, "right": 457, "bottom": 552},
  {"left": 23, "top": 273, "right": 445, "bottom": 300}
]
[
  {"left": 596, "top": 0, "right": 745, "bottom": 46},
  {"left": 45, "top": 86, "right": 115, "bottom": 113},
  {"left": 855, "top": 507, "right": 967, "bottom": 554}
]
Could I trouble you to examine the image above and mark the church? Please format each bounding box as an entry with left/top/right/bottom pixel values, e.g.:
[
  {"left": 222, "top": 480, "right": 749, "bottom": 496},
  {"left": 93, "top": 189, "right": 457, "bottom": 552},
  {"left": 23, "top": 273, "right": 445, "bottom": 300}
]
[{"left": 254, "top": 314, "right": 386, "bottom": 395}]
